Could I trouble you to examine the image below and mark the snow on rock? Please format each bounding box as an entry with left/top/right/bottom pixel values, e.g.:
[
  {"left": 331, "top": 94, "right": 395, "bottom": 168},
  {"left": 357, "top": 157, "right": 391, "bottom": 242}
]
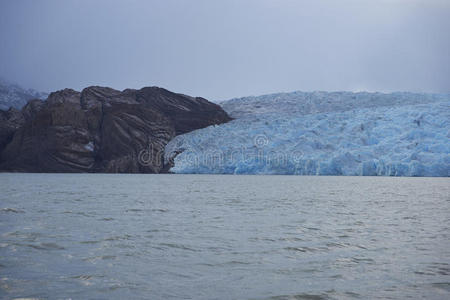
[
  {"left": 0, "top": 78, "right": 48, "bottom": 110},
  {"left": 165, "top": 91, "right": 450, "bottom": 176}
]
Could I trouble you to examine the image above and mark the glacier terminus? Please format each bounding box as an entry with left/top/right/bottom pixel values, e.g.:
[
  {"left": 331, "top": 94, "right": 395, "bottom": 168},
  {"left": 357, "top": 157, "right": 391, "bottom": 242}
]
[{"left": 165, "top": 91, "right": 450, "bottom": 176}]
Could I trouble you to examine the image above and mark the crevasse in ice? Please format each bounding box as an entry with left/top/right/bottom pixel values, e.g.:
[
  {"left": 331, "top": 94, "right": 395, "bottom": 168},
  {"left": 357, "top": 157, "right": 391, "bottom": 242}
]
[{"left": 165, "top": 91, "right": 450, "bottom": 176}]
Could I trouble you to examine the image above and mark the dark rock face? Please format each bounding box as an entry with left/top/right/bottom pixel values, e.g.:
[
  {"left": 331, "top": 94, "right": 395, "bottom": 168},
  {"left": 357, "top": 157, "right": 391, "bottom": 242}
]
[
  {"left": 0, "top": 86, "right": 230, "bottom": 173},
  {"left": 0, "top": 108, "right": 25, "bottom": 153}
]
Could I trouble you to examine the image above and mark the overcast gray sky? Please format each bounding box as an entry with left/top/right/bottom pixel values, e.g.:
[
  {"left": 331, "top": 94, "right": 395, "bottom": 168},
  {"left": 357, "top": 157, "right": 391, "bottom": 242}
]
[{"left": 0, "top": 0, "right": 449, "bottom": 101}]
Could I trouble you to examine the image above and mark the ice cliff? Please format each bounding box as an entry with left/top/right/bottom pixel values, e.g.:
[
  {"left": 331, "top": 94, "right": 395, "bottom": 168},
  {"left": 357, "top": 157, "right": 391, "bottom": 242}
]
[{"left": 165, "top": 91, "right": 450, "bottom": 176}]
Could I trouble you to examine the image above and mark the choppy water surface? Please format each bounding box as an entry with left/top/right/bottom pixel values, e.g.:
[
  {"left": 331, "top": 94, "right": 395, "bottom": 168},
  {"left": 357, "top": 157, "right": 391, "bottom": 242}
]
[{"left": 0, "top": 174, "right": 449, "bottom": 299}]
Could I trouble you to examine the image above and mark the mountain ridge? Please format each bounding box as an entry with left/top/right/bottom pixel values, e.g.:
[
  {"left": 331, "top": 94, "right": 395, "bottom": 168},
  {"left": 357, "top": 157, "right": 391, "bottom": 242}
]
[{"left": 0, "top": 78, "right": 48, "bottom": 110}]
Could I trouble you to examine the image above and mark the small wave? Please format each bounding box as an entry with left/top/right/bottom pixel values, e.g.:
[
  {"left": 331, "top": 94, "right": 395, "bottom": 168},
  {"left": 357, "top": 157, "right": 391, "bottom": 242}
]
[
  {"left": 28, "top": 243, "right": 65, "bottom": 250},
  {"left": 80, "top": 240, "right": 100, "bottom": 244},
  {"left": 4, "top": 231, "right": 42, "bottom": 242},
  {"left": 145, "top": 229, "right": 170, "bottom": 235},
  {"left": 70, "top": 274, "right": 96, "bottom": 286},
  {"left": 351, "top": 257, "right": 375, "bottom": 264},
  {"left": 159, "top": 243, "right": 198, "bottom": 252},
  {"left": 152, "top": 208, "right": 169, "bottom": 213},
  {"left": 337, "top": 235, "right": 350, "bottom": 238},
  {"left": 326, "top": 242, "right": 347, "bottom": 248},
  {"left": 263, "top": 293, "right": 329, "bottom": 300},
  {"left": 432, "top": 282, "right": 450, "bottom": 292},
  {"left": 1, "top": 208, "right": 25, "bottom": 213},
  {"left": 305, "top": 227, "right": 320, "bottom": 231},
  {"left": 274, "top": 268, "right": 318, "bottom": 275},
  {"left": 225, "top": 260, "right": 252, "bottom": 265},
  {"left": 83, "top": 255, "right": 116, "bottom": 262},
  {"left": 63, "top": 211, "right": 93, "bottom": 217},
  {"left": 104, "top": 234, "right": 132, "bottom": 241},
  {"left": 416, "top": 263, "right": 450, "bottom": 276},
  {"left": 71, "top": 274, "right": 92, "bottom": 280},
  {"left": 249, "top": 237, "right": 277, "bottom": 242},
  {"left": 278, "top": 237, "right": 304, "bottom": 242},
  {"left": 285, "top": 246, "right": 318, "bottom": 253}
]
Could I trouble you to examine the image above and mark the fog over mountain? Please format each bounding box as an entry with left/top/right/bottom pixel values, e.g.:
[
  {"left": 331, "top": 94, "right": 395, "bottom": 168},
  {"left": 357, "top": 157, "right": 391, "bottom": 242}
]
[
  {"left": 1, "top": 0, "right": 449, "bottom": 101},
  {"left": 0, "top": 78, "right": 48, "bottom": 110}
]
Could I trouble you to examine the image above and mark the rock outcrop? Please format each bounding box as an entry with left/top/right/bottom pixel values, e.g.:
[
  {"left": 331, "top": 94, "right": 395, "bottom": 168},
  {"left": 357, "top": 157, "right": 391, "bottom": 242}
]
[{"left": 0, "top": 86, "right": 230, "bottom": 173}]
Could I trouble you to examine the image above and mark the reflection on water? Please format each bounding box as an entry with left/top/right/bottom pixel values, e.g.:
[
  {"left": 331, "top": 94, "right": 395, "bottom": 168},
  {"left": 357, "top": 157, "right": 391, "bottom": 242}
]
[{"left": 0, "top": 174, "right": 449, "bottom": 299}]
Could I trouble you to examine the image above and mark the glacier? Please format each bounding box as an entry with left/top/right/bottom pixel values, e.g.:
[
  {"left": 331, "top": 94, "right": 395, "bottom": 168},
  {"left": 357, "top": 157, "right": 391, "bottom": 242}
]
[{"left": 165, "top": 91, "right": 450, "bottom": 176}]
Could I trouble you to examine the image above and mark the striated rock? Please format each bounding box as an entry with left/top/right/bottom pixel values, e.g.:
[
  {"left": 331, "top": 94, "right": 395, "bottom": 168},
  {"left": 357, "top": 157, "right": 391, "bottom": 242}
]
[
  {"left": 21, "top": 99, "right": 46, "bottom": 121},
  {"left": 0, "top": 86, "right": 230, "bottom": 173},
  {"left": 136, "top": 87, "right": 230, "bottom": 134},
  {"left": 0, "top": 107, "right": 25, "bottom": 154}
]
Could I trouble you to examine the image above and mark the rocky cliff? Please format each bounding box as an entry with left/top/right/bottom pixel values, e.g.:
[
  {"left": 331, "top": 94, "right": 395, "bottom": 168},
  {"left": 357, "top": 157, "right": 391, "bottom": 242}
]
[{"left": 0, "top": 86, "right": 230, "bottom": 173}]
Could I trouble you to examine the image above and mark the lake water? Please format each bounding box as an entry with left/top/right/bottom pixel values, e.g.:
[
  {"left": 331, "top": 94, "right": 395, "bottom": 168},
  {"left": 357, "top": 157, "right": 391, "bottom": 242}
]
[{"left": 0, "top": 174, "right": 449, "bottom": 299}]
